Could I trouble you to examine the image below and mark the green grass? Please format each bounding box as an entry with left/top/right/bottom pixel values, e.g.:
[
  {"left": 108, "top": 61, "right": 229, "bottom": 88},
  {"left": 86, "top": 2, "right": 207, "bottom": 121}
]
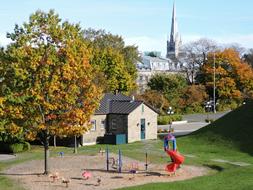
[
  {"left": 119, "top": 166, "right": 253, "bottom": 190},
  {"left": 118, "top": 100, "right": 253, "bottom": 190},
  {"left": 0, "top": 100, "right": 253, "bottom": 190}
]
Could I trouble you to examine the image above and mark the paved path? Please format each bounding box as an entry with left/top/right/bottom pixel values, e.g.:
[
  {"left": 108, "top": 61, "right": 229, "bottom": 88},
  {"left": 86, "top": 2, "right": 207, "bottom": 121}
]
[
  {"left": 0, "top": 154, "right": 16, "bottom": 161},
  {"left": 182, "top": 111, "right": 230, "bottom": 122},
  {"left": 158, "top": 122, "right": 208, "bottom": 136},
  {"left": 211, "top": 159, "right": 251, "bottom": 167}
]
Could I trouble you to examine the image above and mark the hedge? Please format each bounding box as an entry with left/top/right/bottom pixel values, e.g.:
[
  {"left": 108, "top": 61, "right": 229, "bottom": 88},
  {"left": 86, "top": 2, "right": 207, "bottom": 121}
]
[
  {"left": 0, "top": 141, "right": 31, "bottom": 153},
  {"left": 158, "top": 115, "right": 182, "bottom": 125}
]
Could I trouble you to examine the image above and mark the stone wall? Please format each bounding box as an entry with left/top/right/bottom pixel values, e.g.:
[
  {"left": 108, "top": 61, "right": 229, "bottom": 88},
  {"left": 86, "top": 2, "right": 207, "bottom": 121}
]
[
  {"left": 82, "top": 114, "right": 106, "bottom": 145},
  {"left": 107, "top": 114, "right": 128, "bottom": 135},
  {"left": 128, "top": 104, "right": 157, "bottom": 143}
]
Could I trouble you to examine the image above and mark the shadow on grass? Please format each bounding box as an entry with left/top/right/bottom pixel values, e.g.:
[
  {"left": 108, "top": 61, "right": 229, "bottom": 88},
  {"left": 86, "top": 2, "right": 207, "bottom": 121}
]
[
  {"left": 191, "top": 100, "right": 253, "bottom": 156},
  {"left": 203, "top": 164, "right": 224, "bottom": 172},
  {"left": 80, "top": 168, "right": 165, "bottom": 177}
]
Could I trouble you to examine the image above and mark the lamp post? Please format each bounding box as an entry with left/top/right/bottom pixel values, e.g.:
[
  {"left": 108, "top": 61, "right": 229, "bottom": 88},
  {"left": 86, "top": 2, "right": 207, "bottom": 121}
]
[
  {"left": 205, "top": 101, "right": 212, "bottom": 122},
  {"left": 167, "top": 107, "right": 174, "bottom": 131},
  {"left": 213, "top": 53, "right": 216, "bottom": 113}
]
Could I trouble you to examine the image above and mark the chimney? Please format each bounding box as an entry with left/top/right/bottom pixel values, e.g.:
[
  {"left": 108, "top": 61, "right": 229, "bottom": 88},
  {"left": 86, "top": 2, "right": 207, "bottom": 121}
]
[{"left": 130, "top": 96, "right": 135, "bottom": 103}]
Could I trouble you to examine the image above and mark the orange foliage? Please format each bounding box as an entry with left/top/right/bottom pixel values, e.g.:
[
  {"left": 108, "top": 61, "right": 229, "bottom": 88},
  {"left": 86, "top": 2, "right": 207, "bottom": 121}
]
[{"left": 202, "top": 48, "right": 253, "bottom": 100}]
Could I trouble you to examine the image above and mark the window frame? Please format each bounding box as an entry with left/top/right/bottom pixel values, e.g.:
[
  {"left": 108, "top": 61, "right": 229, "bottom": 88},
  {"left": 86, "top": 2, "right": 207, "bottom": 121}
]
[{"left": 90, "top": 120, "right": 96, "bottom": 131}]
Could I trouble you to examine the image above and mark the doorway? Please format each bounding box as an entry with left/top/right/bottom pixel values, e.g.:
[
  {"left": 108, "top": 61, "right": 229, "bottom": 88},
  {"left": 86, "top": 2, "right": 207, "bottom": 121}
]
[{"left": 140, "top": 119, "right": 145, "bottom": 140}]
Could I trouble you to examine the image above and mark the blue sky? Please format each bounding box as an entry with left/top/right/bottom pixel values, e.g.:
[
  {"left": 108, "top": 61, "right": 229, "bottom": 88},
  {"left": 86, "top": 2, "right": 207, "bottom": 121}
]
[{"left": 1, "top": 0, "right": 253, "bottom": 55}]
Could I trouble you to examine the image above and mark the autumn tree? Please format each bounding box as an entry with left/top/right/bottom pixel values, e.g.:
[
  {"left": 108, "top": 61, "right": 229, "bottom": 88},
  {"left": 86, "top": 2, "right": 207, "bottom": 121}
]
[
  {"left": 83, "top": 29, "right": 138, "bottom": 94},
  {"left": 200, "top": 49, "right": 253, "bottom": 109},
  {"left": 178, "top": 85, "right": 208, "bottom": 113},
  {"left": 0, "top": 48, "right": 25, "bottom": 144},
  {"left": 136, "top": 90, "right": 169, "bottom": 114},
  {"left": 1, "top": 10, "right": 102, "bottom": 174}
]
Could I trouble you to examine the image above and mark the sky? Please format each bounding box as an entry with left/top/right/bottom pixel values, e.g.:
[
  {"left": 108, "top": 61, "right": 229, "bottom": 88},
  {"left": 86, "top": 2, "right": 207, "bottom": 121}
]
[{"left": 1, "top": 0, "right": 253, "bottom": 56}]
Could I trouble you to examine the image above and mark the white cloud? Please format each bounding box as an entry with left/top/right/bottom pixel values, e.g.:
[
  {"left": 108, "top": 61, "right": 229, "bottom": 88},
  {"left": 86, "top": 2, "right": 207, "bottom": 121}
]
[
  {"left": 124, "top": 35, "right": 168, "bottom": 56},
  {"left": 215, "top": 34, "right": 253, "bottom": 48},
  {"left": 0, "top": 33, "right": 11, "bottom": 47}
]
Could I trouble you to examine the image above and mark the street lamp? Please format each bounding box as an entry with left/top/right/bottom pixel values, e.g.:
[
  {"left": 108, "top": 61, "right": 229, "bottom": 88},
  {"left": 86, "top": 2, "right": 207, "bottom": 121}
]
[
  {"left": 167, "top": 107, "right": 174, "bottom": 131},
  {"left": 213, "top": 53, "right": 216, "bottom": 113},
  {"left": 205, "top": 101, "right": 212, "bottom": 122}
]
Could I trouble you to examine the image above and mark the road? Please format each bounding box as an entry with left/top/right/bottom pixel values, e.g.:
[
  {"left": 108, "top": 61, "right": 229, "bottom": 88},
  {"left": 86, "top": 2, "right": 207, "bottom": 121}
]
[
  {"left": 158, "top": 111, "right": 231, "bottom": 137},
  {"left": 158, "top": 122, "right": 208, "bottom": 137},
  {"left": 182, "top": 111, "right": 230, "bottom": 122}
]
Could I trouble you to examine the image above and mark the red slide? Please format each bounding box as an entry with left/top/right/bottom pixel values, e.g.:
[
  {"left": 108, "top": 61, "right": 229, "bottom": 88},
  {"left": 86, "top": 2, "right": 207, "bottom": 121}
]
[{"left": 165, "top": 150, "right": 185, "bottom": 173}]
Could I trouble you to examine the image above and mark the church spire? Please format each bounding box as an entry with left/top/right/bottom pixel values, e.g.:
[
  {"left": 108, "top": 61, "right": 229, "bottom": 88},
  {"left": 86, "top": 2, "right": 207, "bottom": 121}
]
[
  {"left": 170, "top": 2, "right": 177, "bottom": 42},
  {"left": 167, "top": 1, "right": 181, "bottom": 59}
]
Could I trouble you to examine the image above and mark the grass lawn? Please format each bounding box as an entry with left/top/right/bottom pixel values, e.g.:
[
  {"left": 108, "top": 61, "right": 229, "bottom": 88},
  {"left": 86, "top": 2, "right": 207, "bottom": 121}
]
[{"left": 0, "top": 100, "right": 253, "bottom": 190}]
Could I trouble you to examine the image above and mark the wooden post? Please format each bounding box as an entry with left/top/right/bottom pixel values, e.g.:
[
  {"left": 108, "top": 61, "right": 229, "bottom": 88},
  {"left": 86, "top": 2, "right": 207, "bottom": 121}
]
[
  {"left": 53, "top": 135, "right": 56, "bottom": 148},
  {"left": 145, "top": 152, "right": 148, "bottom": 171},
  {"left": 118, "top": 149, "right": 122, "bottom": 173},
  {"left": 106, "top": 146, "right": 109, "bottom": 171},
  {"left": 74, "top": 135, "right": 77, "bottom": 154}
]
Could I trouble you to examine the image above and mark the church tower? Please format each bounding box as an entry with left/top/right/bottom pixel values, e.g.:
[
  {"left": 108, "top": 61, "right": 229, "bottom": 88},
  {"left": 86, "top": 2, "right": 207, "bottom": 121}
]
[{"left": 166, "top": 2, "right": 182, "bottom": 59}]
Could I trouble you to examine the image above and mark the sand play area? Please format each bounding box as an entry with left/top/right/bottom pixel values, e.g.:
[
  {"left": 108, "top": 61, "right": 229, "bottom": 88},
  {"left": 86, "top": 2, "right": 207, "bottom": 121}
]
[{"left": 3, "top": 153, "right": 208, "bottom": 190}]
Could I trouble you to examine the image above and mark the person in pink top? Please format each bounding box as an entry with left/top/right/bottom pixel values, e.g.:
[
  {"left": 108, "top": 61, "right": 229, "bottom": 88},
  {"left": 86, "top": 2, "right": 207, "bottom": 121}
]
[{"left": 164, "top": 131, "right": 176, "bottom": 151}]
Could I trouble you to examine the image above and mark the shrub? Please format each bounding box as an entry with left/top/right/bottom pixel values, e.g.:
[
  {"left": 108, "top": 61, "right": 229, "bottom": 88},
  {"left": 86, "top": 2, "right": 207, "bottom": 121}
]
[
  {"left": 162, "top": 129, "right": 168, "bottom": 133},
  {"left": 9, "top": 143, "right": 24, "bottom": 153},
  {"left": 158, "top": 115, "right": 182, "bottom": 125},
  {"left": 0, "top": 141, "right": 30, "bottom": 153},
  {"left": 205, "top": 119, "right": 214, "bottom": 123},
  {"left": 158, "top": 116, "right": 170, "bottom": 125},
  {"left": 23, "top": 142, "right": 31, "bottom": 151},
  {"left": 157, "top": 129, "right": 163, "bottom": 133}
]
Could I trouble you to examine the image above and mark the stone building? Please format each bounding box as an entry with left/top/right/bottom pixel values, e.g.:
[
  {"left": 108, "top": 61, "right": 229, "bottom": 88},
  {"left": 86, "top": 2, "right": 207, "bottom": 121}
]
[
  {"left": 136, "top": 2, "right": 184, "bottom": 93},
  {"left": 81, "top": 93, "right": 158, "bottom": 145}
]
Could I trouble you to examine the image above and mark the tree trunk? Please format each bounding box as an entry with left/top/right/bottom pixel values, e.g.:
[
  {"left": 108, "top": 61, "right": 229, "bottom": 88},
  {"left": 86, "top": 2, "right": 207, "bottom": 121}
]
[
  {"left": 74, "top": 135, "right": 77, "bottom": 154},
  {"left": 53, "top": 135, "right": 56, "bottom": 148},
  {"left": 43, "top": 135, "right": 50, "bottom": 175}
]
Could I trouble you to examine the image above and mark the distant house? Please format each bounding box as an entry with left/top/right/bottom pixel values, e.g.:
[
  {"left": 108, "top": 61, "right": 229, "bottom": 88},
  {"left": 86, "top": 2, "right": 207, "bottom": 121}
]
[{"left": 81, "top": 93, "right": 158, "bottom": 145}]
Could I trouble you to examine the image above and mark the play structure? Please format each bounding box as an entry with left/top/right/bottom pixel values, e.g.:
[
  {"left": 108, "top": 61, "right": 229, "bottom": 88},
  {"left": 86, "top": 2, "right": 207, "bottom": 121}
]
[
  {"left": 164, "top": 131, "right": 185, "bottom": 173},
  {"left": 104, "top": 133, "right": 184, "bottom": 176},
  {"left": 105, "top": 146, "right": 150, "bottom": 174},
  {"left": 106, "top": 147, "right": 123, "bottom": 173}
]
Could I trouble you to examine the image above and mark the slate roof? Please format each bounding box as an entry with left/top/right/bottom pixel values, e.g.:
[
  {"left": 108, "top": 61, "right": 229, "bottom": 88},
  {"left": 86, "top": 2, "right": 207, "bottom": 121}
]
[
  {"left": 109, "top": 100, "right": 143, "bottom": 114},
  {"left": 95, "top": 93, "right": 158, "bottom": 115},
  {"left": 95, "top": 93, "right": 132, "bottom": 114}
]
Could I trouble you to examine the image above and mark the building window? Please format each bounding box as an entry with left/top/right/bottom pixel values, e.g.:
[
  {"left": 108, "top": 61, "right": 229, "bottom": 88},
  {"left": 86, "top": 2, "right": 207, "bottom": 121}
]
[
  {"left": 142, "top": 104, "right": 144, "bottom": 113},
  {"left": 101, "top": 120, "right": 105, "bottom": 130},
  {"left": 90, "top": 120, "right": 96, "bottom": 131},
  {"left": 111, "top": 119, "right": 117, "bottom": 130},
  {"left": 140, "top": 75, "right": 143, "bottom": 81}
]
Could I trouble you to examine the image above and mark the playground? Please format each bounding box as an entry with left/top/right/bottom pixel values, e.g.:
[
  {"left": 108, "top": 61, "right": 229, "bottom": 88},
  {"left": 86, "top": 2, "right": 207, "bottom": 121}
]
[
  {"left": 4, "top": 153, "right": 207, "bottom": 190},
  {"left": 2, "top": 132, "right": 208, "bottom": 190}
]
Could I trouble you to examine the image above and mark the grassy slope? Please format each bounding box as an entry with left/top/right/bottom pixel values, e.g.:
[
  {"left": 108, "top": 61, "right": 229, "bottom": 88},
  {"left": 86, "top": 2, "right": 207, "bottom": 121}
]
[
  {"left": 189, "top": 100, "right": 253, "bottom": 155},
  {"left": 119, "top": 101, "right": 253, "bottom": 190}
]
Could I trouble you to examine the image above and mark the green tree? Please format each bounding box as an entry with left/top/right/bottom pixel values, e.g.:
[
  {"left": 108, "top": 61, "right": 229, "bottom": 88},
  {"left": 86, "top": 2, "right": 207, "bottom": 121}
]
[
  {"left": 147, "top": 73, "right": 187, "bottom": 111},
  {"left": 83, "top": 29, "right": 138, "bottom": 94},
  {"left": 1, "top": 10, "right": 102, "bottom": 174}
]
